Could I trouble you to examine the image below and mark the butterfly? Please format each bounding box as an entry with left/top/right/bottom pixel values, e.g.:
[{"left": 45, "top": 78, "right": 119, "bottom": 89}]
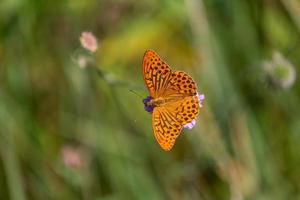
[{"left": 142, "top": 50, "right": 204, "bottom": 151}]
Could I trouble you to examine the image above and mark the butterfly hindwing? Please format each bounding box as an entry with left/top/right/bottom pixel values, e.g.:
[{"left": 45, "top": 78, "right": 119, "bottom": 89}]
[
  {"left": 143, "top": 50, "right": 172, "bottom": 98},
  {"left": 166, "top": 96, "right": 199, "bottom": 126},
  {"left": 163, "top": 71, "right": 198, "bottom": 97}
]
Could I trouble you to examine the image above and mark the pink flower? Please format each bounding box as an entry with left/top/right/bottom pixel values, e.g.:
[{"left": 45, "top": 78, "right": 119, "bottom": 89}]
[
  {"left": 61, "top": 145, "right": 84, "bottom": 169},
  {"left": 197, "top": 93, "right": 205, "bottom": 107},
  {"left": 183, "top": 119, "right": 197, "bottom": 129},
  {"left": 80, "top": 32, "right": 98, "bottom": 52}
]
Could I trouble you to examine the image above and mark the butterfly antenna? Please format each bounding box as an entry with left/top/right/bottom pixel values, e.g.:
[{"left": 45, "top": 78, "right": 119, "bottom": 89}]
[{"left": 129, "top": 89, "right": 144, "bottom": 98}]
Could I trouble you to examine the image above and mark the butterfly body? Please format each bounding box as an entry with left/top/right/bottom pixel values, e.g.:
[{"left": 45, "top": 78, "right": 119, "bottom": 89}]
[
  {"left": 142, "top": 50, "right": 204, "bottom": 151},
  {"left": 147, "top": 96, "right": 187, "bottom": 107}
]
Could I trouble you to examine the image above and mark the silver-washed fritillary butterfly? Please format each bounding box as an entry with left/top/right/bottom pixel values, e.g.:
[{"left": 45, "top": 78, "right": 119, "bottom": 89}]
[{"left": 142, "top": 50, "right": 204, "bottom": 151}]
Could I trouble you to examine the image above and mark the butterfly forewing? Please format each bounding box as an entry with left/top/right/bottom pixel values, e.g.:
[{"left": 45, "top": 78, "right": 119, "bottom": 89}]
[
  {"left": 143, "top": 50, "right": 172, "bottom": 98},
  {"left": 152, "top": 96, "right": 199, "bottom": 150},
  {"left": 152, "top": 107, "right": 182, "bottom": 151}
]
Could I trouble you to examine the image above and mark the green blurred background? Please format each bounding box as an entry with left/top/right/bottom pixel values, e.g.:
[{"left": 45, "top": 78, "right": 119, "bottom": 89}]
[{"left": 1, "top": 0, "right": 300, "bottom": 199}]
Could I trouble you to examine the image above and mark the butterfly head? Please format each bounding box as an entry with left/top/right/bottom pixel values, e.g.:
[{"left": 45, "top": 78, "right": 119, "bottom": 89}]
[{"left": 143, "top": 96, "right": 154, "bottom": 113}]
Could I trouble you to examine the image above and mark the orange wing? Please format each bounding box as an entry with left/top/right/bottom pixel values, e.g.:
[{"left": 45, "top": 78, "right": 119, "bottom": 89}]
[
  {"left": 142, "top": 50, "right": 172, "bottom": 98},
  {"left": 152, "top": 95, "right": 199, "bottom": 151},
  {"left": 162, "top": 71, "right": 198, "bottom": 98},
  {"left": 162, "top": 70, "right": 199, "bottom": 125},
  {"left": 166, "top": 95, "right": 199, "bottom": 125},
  {"left": 152, "top": 107, "right": 182, "bottom": 151}
]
